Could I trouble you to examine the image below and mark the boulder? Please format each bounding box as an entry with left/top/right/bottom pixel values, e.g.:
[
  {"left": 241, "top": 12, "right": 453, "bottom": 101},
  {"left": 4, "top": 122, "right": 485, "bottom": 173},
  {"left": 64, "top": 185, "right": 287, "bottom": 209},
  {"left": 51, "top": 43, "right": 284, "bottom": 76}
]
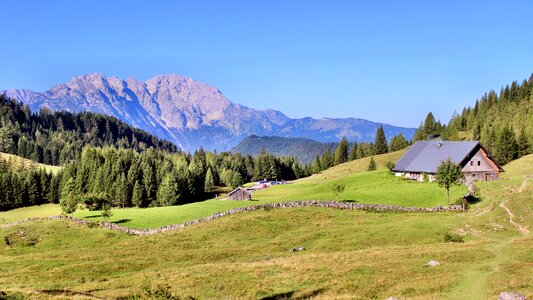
[
  {"left": 498, "top": 291, "right": 526, "bottom": 300},
  {"left": 291, "top": 247, "right": 306, "bottom": 252},
  {"left": 427, "top": 260, "right": 440, "bottom": 267}
]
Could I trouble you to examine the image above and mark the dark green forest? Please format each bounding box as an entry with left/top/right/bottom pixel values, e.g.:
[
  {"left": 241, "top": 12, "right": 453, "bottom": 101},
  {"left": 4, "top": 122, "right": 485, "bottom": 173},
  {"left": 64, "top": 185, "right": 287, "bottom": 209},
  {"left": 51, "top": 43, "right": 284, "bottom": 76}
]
[
  {"left": 0, "top": 145, "right": 309, "bottom": 212},
  {"left": 413, "top": 74, "right": 533, "bottom": 164},
  {"left": 0, "top": 95, "right": 177, "bottom": 165},
  {"left": 0, "top": 95, "right": 310, "bottom": 212}
]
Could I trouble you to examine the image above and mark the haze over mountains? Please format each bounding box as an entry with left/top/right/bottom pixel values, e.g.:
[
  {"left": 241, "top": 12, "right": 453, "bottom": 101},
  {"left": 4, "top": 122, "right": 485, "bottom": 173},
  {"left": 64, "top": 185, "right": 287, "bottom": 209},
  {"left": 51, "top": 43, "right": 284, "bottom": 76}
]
[{"left": 3, "top": 73, "right": 415, "bottom": 151}]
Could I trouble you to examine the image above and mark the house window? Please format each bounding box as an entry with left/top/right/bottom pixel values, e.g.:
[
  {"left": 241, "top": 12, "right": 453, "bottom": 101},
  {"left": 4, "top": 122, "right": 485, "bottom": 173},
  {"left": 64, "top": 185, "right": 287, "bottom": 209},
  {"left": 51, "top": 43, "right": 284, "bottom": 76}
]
[
  {"left": 470, "top": 161, "right": 473, "bottom": 166},
  {"left": 478, "top": 161, "right": 481, "bottom": 166}
]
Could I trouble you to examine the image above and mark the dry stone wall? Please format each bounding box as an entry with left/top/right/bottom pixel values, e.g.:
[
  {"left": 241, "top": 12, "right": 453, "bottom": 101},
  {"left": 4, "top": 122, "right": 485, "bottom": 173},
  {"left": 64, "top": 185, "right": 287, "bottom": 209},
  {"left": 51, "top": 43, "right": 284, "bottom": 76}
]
[{"left": 1, "top": 201, "right": 463, "bottom": 236}]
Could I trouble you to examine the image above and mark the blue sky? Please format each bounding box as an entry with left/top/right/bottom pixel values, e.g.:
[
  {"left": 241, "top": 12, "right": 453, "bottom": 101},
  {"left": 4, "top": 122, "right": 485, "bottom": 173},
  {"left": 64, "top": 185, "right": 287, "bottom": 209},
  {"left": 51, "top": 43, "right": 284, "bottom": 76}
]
[{"left": 1, "top": 0, "right": 532, "bottom": 127}]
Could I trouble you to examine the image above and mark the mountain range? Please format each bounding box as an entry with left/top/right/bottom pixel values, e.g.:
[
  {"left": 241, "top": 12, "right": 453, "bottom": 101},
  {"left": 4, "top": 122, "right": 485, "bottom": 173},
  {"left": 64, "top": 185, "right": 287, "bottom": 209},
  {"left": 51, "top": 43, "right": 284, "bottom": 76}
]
[{"left": 2, "top": 73, "right": 416, "bottom": 151}]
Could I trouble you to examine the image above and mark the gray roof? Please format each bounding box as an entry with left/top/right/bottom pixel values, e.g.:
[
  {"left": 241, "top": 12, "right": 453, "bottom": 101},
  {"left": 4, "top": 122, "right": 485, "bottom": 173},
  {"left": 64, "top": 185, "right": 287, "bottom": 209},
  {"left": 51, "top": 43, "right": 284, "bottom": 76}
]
[{"left": 392, "top": 141, "right": 480, "bottom": 173}]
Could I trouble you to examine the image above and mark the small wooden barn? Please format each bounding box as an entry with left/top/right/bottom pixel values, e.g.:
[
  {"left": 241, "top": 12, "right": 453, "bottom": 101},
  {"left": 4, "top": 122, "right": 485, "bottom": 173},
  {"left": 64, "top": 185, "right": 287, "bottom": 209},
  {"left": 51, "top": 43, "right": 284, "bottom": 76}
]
[
  {"left": 392, "top": 141, "right": 504, "bottom": 181},
  {"left": 227, "top": 187, "right": 252, "bottom": 201}
]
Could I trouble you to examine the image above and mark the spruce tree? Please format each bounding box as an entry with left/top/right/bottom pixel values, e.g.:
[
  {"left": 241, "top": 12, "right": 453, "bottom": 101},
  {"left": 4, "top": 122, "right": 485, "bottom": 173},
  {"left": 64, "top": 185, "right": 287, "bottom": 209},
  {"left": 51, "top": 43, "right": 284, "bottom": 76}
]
[
  {"left": 158, "top": 174, "right": 179, "bottom": 206},
  {"left": 320, "top": 149, "right": 334, "bottom": 170},
  {"left": 132, "top": 180, "right": 145, "bottom": 208},
  {"left": 334, "top": 137, "right": 349, "bottom": 165},
  {"left": 312, "top": 155, "right": 321, "bottom": 174},
  {"left": 27, "top": 171, "right": 41, "bottom": 205},
  {"left": 374, "top": 126, "right": 388, "bottom": 155},
  {"left": 349, "top": 142, "right": 358, "bottom": 161},
  {"left": 204, "top": 167, "right": 214, "bottom": 192},
  {"left": 495, "top": 126, "right": 518, "bottom": 165},
  {"left": 367, "top": 157, "right": 377, "bottom": 171},
  {"left": 389, "top": 134, "right": 409, "bottom": 152},
  {"left": 517, "top": 128, "right": 531, "bottom": 157}
]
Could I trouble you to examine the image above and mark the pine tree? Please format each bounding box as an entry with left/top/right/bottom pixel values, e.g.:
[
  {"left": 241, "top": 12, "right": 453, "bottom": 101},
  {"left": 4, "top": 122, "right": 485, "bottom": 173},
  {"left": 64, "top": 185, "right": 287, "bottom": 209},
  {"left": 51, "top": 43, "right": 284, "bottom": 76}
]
[
  {"left": 349, "top": 142, "right": 358, "bottom": 161},
  {"left": 389, "top": 134, "right": 409, "bottom": 152},
  {"left": 517, "top": 128, "right": 531, "bottom": 157},
  {"left": 374, "top": 126, "right": 388, "bottom": 155},
  {"left": 158, "top": 174, "right": 179, "bottom": 206},
  {"left": 334, "top": 137, "right": 349, "bottom": 165},
  {"left": 27, "top": 171, "right": 41, "bottom": 205},
  {"left": 320, "top": 149, "right": 333, "bottom": 170},
  {"left": 132, "top": 180, "right": 145, "bottom": 208},
  {"left": 495, "top": 126, "right": 518, "bottom": 165},
  {"left": 367, "top": 157, "right": 377, "bottom": 171},
  {"left": 204, "top": 167, "right": 214, "bottom": 192},
  {"left": 312, "top": 155, "right": 321, "bottom": 174}
]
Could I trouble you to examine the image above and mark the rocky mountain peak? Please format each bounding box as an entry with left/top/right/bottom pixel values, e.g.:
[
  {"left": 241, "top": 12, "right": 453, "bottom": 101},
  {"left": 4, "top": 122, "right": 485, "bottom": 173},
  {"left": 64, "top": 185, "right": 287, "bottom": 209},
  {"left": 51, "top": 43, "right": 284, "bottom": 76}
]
[{"left": 2, "top": 73, "right": 416, "bottom": 151}]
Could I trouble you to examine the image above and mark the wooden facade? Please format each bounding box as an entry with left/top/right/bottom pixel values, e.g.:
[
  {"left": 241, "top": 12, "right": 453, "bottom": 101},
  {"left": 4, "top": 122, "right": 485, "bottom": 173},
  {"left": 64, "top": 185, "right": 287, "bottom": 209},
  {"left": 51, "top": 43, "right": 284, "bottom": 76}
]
[
  {"left": 227, "top": 187, "right": 252, "bottom": 201},
  {"left": 461, "top": 147, "right": 501, "bottom": 181}
]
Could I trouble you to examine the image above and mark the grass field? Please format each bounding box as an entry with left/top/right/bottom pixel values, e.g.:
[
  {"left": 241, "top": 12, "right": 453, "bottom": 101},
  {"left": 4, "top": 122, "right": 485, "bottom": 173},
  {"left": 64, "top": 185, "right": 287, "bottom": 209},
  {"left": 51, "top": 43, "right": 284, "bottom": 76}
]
[
  {"left": 0, "top": 153, "right": 531, "bottom": 299},
  {"left": 0, "top": 152, "right": 62, "bottom": 174}
]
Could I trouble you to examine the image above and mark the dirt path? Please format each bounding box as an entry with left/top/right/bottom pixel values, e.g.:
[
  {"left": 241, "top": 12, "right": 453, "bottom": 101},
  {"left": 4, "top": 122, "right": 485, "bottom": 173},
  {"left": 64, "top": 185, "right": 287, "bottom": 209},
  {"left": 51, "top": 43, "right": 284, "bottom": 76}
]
[
  {"left": 500, "top": 176, "right": 530, "bottom": 234},
  {"left": 446, "top": 176, "right": 531, "bottom": 299},
  {"left": 500, "top": 200, "right": 530, "bottom": 234}
]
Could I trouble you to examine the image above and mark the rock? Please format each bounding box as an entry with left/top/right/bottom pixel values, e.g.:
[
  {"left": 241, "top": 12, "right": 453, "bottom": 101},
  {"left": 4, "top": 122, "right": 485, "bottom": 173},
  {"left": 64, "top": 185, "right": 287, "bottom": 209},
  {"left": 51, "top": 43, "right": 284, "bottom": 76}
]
[
  {"left": 427, "top": 260, "right": 440, "bottom": 267},
  {"left": 385, "top": 297, "right": 400, "bottom": 300},
  {"left": 291, "top": 247, "right": 306, "bottom": 252},
  {"left": 498, "top": 291, "right": 527, "bottom": 300}
]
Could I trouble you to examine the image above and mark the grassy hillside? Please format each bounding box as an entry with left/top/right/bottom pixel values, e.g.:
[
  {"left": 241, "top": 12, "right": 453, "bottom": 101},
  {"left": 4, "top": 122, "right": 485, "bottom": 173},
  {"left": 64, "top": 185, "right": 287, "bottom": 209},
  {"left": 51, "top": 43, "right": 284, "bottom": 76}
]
[
  {"left": 0, "top": 154, "right": 531, "bottom": 298},
  {"left": 0, "top": 151, "right": 531, "bottom": 298},
  {"left": 0, "top": 152, "right": 62, "bottom": 174},
  {"left": 253, "top": 149, "right": 466, "bottom": 207},
  {"left": 0, "top": 149, "right": 466, "bottom": 229}
]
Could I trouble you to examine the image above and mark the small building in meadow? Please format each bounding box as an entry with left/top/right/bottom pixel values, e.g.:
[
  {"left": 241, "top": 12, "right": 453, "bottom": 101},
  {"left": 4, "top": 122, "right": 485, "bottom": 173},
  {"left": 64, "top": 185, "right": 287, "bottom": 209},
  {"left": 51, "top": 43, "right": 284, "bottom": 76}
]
[
  {"left": 227, "top": 187, "right": 252, "bottom": 201},
  {"left": 392, "top": 141, "right": 503, "bottom": 182}
]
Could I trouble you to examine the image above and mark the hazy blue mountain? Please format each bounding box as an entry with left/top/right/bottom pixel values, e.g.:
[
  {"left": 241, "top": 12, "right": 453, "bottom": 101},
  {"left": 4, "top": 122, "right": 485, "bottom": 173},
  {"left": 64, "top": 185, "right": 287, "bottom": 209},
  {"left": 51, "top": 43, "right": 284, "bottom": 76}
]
[
  {"left": 231, "top": 135, "right": 338, "bottom": 164},
  {"left": 3, "top": 73, "right": 415, "bottom": 151}
]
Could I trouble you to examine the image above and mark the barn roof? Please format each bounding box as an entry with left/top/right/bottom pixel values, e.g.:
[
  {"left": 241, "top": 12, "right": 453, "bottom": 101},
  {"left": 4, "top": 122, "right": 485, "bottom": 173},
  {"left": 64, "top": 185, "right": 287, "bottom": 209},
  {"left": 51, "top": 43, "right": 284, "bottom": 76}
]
[
  {"left": 392, "top": 141, "right": 484, "bottom": 173},
  {"left": 228, "top": 187, "right": 251, "bottom": 196}
]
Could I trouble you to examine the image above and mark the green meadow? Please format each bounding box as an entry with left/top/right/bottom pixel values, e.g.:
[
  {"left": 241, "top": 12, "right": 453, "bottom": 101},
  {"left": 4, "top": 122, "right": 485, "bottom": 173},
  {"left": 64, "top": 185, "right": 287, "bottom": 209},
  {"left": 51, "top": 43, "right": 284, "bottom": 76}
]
[{"left": 0, "top": 154, "right": 531, "bottom": 299}]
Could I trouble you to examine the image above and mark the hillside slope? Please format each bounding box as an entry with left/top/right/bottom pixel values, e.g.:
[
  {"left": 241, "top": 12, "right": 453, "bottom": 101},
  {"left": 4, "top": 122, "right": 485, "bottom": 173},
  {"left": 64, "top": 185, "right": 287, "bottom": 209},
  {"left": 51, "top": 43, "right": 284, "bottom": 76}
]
[
  {"left": 3, "top": 73, "right": 416, "bottom": 151},
  {"left": 0, "top": 152, "right": 61, "bottom": 174},
  {"left": 0, "top": 154, "right": 531, "bottom": 299}
]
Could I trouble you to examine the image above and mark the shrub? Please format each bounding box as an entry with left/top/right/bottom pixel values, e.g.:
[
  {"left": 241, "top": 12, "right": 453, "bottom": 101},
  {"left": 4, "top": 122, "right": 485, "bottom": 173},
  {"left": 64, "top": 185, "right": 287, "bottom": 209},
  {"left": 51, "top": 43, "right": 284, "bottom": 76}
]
[{"left": 443, "top": 232, "right": 464, "bottom": 243}]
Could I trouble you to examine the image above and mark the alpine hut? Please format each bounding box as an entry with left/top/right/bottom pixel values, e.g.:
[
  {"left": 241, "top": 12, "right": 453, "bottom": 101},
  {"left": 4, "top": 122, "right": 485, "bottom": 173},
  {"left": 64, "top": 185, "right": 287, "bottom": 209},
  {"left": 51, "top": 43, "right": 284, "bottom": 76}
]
[
  {"left": 392, "top": 141, "right": 503, "bottom": 181},
  {"left": 227, "top": 187, "right": 252, "bottom": 201}
]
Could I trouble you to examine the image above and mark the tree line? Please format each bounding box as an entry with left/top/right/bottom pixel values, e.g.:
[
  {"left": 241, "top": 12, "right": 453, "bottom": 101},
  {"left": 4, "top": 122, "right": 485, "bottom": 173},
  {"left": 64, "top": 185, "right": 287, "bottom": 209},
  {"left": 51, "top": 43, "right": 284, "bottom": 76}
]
[
  {"left": 0, "top": 145, "right": 310, "bottom": 212},
  {"left": 0, "top": 158, "right": 59, "bottom": 211},
  {"left": 412, "top": 74, "right": 533, "bottom": 165},
  {"left": 0, "top": 94, "right": 177, "bottom": 166},
  {"left": 311, "top": 126, "right": 410, "bottom": 173}
]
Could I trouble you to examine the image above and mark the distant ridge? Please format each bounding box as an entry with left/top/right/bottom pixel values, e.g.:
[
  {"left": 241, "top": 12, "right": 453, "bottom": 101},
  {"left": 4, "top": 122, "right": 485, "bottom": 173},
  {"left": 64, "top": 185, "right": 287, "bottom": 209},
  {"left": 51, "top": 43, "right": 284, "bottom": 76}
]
[
  {"left": 231, "top": 135, "right": 337, "bottom": 164},
  {"left": 3, "top": 73, "right": 416, "bottom": 151}
]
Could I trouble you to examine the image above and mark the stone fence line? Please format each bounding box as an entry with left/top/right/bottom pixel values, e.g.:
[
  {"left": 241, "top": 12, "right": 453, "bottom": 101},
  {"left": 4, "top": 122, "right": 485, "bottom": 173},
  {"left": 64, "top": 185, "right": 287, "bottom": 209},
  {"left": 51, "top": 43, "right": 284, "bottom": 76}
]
[{"left": 1, "top": 201, "right": 463, "bottom": 236}]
